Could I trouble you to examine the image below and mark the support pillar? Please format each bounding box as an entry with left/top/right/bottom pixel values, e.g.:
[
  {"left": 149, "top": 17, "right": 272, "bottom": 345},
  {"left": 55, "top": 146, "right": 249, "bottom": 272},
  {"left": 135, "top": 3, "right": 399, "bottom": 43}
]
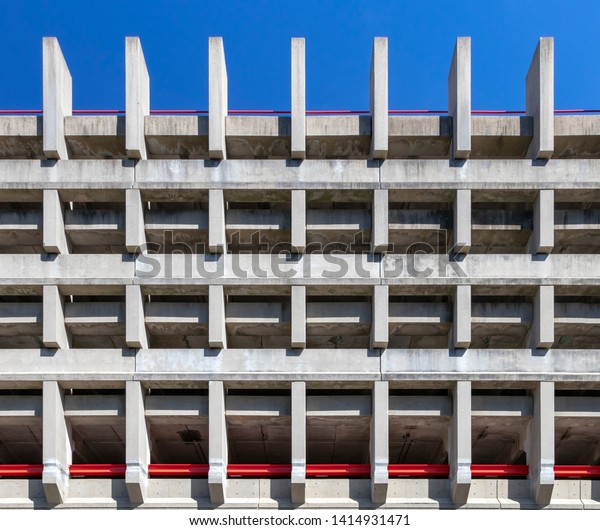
[
  {"left": 529, "top": 189, "right": 554, "bottom": 254},
  {"left": 448, "top": 37, "right": 471, "bottom": 159},
  {"left": 208, "top": 381, "right": 227, "bottom": 504},
  {"left": 371, "top": 285, "right": 388, "bottom": 349},
  {"left": 370, "top": 37, "right": 388, "bottom": 159},
  {"left": 208, "top": 189, "right": 227, "bottom": 253},
  {"left": 126, "top": 189, "right": 146, "bottom": 253},
  {"left": 530, "top": 285, "right": 554, "bottom": 349},
  {"left": 370, "top": 381, "right": 388, "bottom": 504},
  {"left": 43, "top": 285, "right": 70, "bottom": 349},
  {"left": 291, "top": 190, "right": 306, "bottom": 253},
  {"left": 526, "top": 38, "right": 554, "bottom": 160},
  {"left": 125, "top": 37, "right": 150, "bottom": 160},
  {"left": 453, "top": 285, "right": 471, "bottom": 349},
  {"left": 126, "top": 285, "right": 148, "bottom": 349},
  {"left": 372, "top": 189, "right": 388, "bottom": 253},
  {"left": 209, "top": 285, "right": 227, "bottom": 348},
  {"left": 453, "top": 189, "right": 471, "bottom": 254},
  {"left": 531, "top": 381, "right": 554, "bottom": 505},
  {"left": 43, "top": 37, "right": 71, "bottom": 160},
  {"left": 291, "top": 38, "right": 306, "bottom": 159},
  {"left": 449, "top": 380, "right": 471, "bottom": 505},
  {"left": 291, "top": 286, "right": 306, "bottom": 349},
  {"left": 125, "top": 381, "right": 150, "bottom": 504},
  {"left": 42, "top": 381, "right": 71, "bottom": 505},
  {"left": 291, "top": 381, "right": 306, "bottom": 504},
  {"left": 209, "top": 37, "right": 227, "bottom": 159},
  {"left": 43, "top": 189, "right": 70, "bottom": 254}
]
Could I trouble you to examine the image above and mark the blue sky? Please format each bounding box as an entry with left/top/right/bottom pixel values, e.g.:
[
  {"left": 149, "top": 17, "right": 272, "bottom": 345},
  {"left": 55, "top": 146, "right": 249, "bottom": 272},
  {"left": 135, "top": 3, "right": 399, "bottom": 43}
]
[{"left": 0, "top": 0, "right": 599, "bottom": 111}]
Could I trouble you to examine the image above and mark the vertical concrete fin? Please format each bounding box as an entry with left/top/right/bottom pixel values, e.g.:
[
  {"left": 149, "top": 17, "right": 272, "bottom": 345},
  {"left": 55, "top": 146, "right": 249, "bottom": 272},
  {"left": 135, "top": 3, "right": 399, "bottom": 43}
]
[
  {"left": 529, "top": 189, "right": 554, "bottom": 254},
  {"left": 208, "top": 189, "right": 227, "bottom": 253},
  {"left": 450, "top": 380, "right": 471, "bottom": 505},
  {"left": 453, "top": 189, "right": 471, "bottom": 254},
  {"left": 125, "top": 36, "right": 150, "bottom": 160},
  {"left": 531, "top": 381, "right": 555, "bottom": 505},
  {"left": 42, "top": 381, "right": 71, "bottom": 505},
  {"left": 43, "top": 285, "right": 70, "bottom": 349},
  {"left": 125, "top": 381, "right": 150, "bottom": 504},
  {"left": 526, "top": 37, "right": 554, "bottom": 160},
  {"left": 291, "top": 38, "right": 306, "bottom": 159},
  {"left": 43, "top": 37, "right": 72, "bottom": 160},
  {"left": 370, "top": 37, "right": 388, "bottom": 159},
  {"left": 209, "top": 37, "right": 228, "bottom": 159},
  {"left": 448, "top": 37, "right": 471, "bottom": 159},
  {"left": 126, "top": 189, "right": 146, "bottom": 253},
  {"left": 43, "top": 189, "right": 70, "bottom": 254},
  {"left": 370, "top": 381, "right": 389, "bottom": 504},
  {"left": 291, "top": 190, "right": 306, "bottom": 253},
  {"left": 126, "top": 284, "right": 148, "bottom": 349},
  {"left": 291, "top": 381, "right": 306, "bottom": 504},
  {"left": 372, "top": 189, "right": 388, "bottom": 253},
  {"left": 291, "top": 286, "right": 306, "bottom": 349},
  {"left": 208, "top": 381, "right": 227, "bottom": 504},
  {"left": 371, "top": 285, "right": 388, "bottom": 349},
  {"left": 209, "top": 285, "right": 227, "bottom": 349},
  {"left": 453, "top": 285, "right": 471, "bottom": 348},
  {"left": 531, "top": 285, "right": 554, "bottom": 349}
]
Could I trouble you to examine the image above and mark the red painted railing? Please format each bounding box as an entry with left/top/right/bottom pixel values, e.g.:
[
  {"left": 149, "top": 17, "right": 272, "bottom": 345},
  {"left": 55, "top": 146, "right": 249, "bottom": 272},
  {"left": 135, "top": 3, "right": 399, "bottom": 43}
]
[
  {"left": 305, "top": 464, "right": 371, "bottom": 477},
  {"left": 148, "top": 464, "right": 209, "bottom": 477},
  {"left": 470, "top": 464, "right": 529, "bottom": 478},
  {"left": 554, "top": 465, "right": 600, "bottom": 479},
  {"left": 388, "top": 464, "right": 449, "bottom": 478},
  {"left": 69, "top": 464, "right": 126, "bottom": 477},
  {"left": 227, "top": 464, "right": 291, "bottom": 477},
  {"left": 0, "top": 464, "right": 43, "bottom": 477}
]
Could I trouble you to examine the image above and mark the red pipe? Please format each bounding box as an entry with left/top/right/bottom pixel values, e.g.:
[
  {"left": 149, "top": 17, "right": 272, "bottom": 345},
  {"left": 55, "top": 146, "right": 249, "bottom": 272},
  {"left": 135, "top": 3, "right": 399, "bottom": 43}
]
[
  {"left": 69, "top": 464, "right": 126, "bottom": 477},
  {"left": 388, "top": 464, "right": 449, "bottom": 478},
  {"left": 0, "top": 464, "right": 43, "bottom": 477},
  {"left": 470, "top": 464, "right": 529, "bottom": 478},
  {"left": 554, "top": 465, "right": 600, "bottom": 478},
  {"left": 227, "top": 464, "right": 292, "bottom": 477},
  {"left": 149, "top": 464, "right": 209, "bottom": 477},
  {"left": 305, "top": 464, "right": 371, "bottom": 477}
]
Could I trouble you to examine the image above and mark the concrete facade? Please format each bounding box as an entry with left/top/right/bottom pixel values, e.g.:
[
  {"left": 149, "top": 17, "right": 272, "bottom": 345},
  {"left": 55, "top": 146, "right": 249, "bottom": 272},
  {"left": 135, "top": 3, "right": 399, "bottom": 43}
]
[{"left": 0, "top": 35, "right": 599, "bottom": 510}]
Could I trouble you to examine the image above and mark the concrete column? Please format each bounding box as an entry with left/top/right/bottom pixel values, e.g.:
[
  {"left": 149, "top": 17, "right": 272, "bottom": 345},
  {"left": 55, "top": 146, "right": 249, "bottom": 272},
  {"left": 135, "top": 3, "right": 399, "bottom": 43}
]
[
  {"left": 448, "top": 37, "right": 471, "bottom": 160},
  {"left": 126, "top": 189, "right": 146, "bottom": 253},
  {"left": 209, "top": 37, "right": 227, "bottom": 159},
  {"left": 449, "top": 380, "right": 471, "bottom": 505},
  {"left": 372, "top": 189, "right": 388, "bottom": 253},
  {"left": 208, "top": 189, "right": 227, "bottom": 253},
  {"left": 209, "top": 285, "right": 227, "bottom": 348},
  {"left": 42, "top": 381, "right": 71, "bottom": 504},
  {"left": 526, "top": 38, "right": 554, "bottom": 160},
  {"left": 126, "top": 284, "right": 148, "bottom": 349},
  {"left": 530, "top": 381, "right": 554, "bottom": 505},
  {"left": 125, "top": 381, "right": 150, "bottom": 504},
  {"left": 125, "top": 37, "right": 150, "bottom": 160},
  {"left": 291, "top": 38, "right": 306, "bottom": 159},
  {"left": 370, "top": 381, "right": 389, "bottom": 504},
  {"left": 208, "top": 381, "right": 227, "bottom": 504},
  {"left": 43, "top": 285, "right": 70, "bottom": 349},
  {"left": 530, "top": 285, "right": 554, "bottom": 349},
  {"left": 291, "top": 285, "right": 306, "bottom": 349},
  {"left": 291, "top": 190, "right": 306, "bottom": 253},
  {"left": 291, "top": 381, "right": 306, "bottom": 504},
  {"left": 529, "top": 189, "right": 554, "bottom": 254},
  {"left": 371, "top": 285, "right": 388, "bottom": 349},
  {"left": 453, "top": 189, "right": 471, "bottom": 253},
  {"left": 43, "top": 37, "right": 72, "bottom": 160},
  {"left": 370, "top": 37, "right": 388, "bottom": 159},
  {"left": 453, "top": 285, "right": 471, "bottom": 348},
  {"left": 43, "top": 189, "right": 70, "bottom": 254}
]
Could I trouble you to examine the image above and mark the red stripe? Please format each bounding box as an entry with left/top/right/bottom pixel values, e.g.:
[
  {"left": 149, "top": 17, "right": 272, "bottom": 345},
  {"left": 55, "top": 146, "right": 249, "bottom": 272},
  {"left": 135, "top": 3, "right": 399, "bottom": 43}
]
[
  {"left": 148, "top": 464, "right": 209, "bottom": 477},
  {"left": 227, "top": 464, "right": 291, "bottom": 477},
  {"left": 388, "top": 464, "right": 449, "bottom": 477},
  {"left": 69, "top": 464, "right": 126, "bottom": 477},
  {"left": 470, "top": 464, "right": 529, "bottom": 477},
  {"left": 305, "top": 464, "right": 371, "bottom": 477},
  {"left": 554, "top": 465, "right": 600, "bottom": 478},
  {"left": 0, "top": 464, "right": 43, "bottom": 477}
]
